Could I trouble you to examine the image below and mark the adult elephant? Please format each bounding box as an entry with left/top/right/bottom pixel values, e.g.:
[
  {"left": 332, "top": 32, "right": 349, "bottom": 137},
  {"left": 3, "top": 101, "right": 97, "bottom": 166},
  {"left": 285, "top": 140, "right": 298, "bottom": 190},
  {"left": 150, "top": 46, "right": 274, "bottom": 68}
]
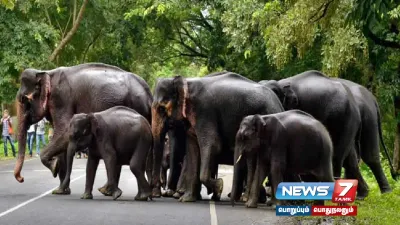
[
  {"left": 259, "top": 70, "right": 369, "bottom": 198},
  {"left": 14, "top": 63, "right": 153, "bottom": 195},
  {"left": 335, "top": 78, "right": 397, "bottom": 192},
  {"left": 151, "top": 72, "right": 284, "bottom": 202}
]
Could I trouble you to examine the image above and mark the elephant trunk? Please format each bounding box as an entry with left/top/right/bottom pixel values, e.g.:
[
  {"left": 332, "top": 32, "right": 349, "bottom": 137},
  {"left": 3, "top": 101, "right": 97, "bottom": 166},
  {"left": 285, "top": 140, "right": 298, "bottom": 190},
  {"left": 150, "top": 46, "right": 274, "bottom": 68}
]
[
  {"left": 231, "top": 144, "right": 245, "bottom": 206},
  {"left": 14, "top": 101, "right": 28, "bottom": 183},
  {"left": 151, "top": 108, "right": 167, "bottom": 191}
]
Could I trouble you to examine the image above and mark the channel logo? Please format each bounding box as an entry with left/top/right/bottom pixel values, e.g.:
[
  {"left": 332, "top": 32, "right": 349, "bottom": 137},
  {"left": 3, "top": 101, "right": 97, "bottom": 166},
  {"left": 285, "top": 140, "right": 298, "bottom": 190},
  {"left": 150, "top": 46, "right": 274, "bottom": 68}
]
[{"left": 275, "top": 179, "right": 358, "bottom": 203}]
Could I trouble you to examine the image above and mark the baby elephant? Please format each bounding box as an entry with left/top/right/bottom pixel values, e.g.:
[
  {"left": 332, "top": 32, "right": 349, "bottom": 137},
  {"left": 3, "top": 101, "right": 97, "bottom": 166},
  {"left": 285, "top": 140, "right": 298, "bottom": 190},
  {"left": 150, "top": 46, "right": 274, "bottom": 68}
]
[
  {"left": 61, "top": 106, "right": 153, "bottom": 201},
  {"left": 232, "top": 110, "right": 334, "bottom": 208}
]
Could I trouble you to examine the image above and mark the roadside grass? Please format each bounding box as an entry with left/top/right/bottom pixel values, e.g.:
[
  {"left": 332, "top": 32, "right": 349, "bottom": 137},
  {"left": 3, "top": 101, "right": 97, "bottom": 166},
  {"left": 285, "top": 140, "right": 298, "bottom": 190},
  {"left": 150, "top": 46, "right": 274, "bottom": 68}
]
[
  {"left": 0, "top": 140, "right": 19, "bottom": 160},
  {"left": 0, "top": 135, "right": 49, "bottom": 160},
  {"left": 292, "top": 158, "right": 400, "bottom": 225}
]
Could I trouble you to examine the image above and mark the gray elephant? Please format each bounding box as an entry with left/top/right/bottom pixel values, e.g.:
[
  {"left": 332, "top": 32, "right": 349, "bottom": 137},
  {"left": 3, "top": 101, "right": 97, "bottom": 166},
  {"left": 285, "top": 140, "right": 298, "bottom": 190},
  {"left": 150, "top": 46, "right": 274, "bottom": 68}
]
[
  {"left": 335, "top": 78, "right": 397, "bottom": 192},
  {"left": 14, "top": 63, "right": 153, "bottom": 196},
  {"left": 259, "top": 70, "right": 369, "bottom": 199},
  {"left": 151, "top": 72, "right": 284, "bottom": 202},
  {"left": 233, "top": 110, "right": 334, "bottom": 208},
  {"left": 63, "top": 106, "right": 152, "bottom": 201}
]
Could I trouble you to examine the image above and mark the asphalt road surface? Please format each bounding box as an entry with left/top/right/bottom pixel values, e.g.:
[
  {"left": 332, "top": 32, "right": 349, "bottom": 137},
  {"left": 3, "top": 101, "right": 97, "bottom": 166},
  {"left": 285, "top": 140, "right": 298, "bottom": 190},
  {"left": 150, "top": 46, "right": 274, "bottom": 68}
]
[{"left": 0, "top": 158, "right": 293, "bottom": 225}]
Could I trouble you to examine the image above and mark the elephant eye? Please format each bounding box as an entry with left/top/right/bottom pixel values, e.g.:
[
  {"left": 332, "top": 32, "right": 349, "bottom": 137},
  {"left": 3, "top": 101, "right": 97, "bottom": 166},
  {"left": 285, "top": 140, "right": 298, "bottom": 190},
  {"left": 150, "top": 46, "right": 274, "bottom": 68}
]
[{"left": 158, "top": 106, "right": 166, "bottom": 114}]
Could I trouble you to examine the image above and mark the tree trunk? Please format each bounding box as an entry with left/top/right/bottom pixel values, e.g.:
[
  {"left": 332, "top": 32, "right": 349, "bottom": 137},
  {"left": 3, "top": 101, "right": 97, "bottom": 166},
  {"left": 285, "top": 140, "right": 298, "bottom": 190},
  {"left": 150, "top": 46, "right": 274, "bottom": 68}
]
[
  {"left": 393, "top": 95, "right": 400, "bottom": 172},
  {"left": 48, "top": 0, "right": 89, "bottom": 62}
]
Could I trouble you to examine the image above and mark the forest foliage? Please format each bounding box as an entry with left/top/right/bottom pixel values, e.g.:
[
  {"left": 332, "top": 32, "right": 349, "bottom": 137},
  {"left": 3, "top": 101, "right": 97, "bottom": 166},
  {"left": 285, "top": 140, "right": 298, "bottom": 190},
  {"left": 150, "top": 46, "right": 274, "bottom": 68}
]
[{"left": 0, "top": 0, "right": 399, "bottom": 169}]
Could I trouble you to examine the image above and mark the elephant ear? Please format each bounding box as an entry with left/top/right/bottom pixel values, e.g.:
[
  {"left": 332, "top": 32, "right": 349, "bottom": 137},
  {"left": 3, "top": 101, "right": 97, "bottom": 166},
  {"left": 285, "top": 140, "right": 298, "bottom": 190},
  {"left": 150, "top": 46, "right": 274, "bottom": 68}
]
[
  {"left": 282, "top": 83, "right": 298, "bottom": 110},
  {"left": 253, "top": 114, "right": 266, "bottom": 135},
  {"left": 87, "top": 113, "right": 99, "bottom": 137},
  {"left": 172, "top": 75, "right": 188, "bottom": 119},
  {"left": 35, "top": 72, "right": 51, "bottom": 112}
]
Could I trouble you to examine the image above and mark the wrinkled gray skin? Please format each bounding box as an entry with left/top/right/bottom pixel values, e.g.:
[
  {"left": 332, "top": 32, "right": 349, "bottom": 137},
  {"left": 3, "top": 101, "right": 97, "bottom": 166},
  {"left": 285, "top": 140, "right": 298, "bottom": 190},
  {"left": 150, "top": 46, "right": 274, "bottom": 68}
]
[
  {"left": 63, "top": 106, "right": 152, "bottom": 201},
  {"left": 335, "top": 78, "right": 397, "bottom": 191},
  {"left": 259, "top": 70, "right": 369, "bottom": 199},
  {"left": 233, "top": 110, "right": 334, "bottom": 208},
  {"left": 14, "top": 63, "right": 152, "bottom": 196},
  {"left": 151, "top": 72, "right": 284, "bottom": 202}
]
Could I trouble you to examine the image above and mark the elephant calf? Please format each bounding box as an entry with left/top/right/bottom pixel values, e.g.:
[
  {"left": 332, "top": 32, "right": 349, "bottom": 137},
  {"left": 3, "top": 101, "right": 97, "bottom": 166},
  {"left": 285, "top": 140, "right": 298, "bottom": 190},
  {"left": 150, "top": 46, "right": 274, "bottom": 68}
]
[
  {"left": 61, "top": 106, "right": 153, "bottom": 201},
  {"left": 232, "top": 110, "right": 334, "bottom": 208}
]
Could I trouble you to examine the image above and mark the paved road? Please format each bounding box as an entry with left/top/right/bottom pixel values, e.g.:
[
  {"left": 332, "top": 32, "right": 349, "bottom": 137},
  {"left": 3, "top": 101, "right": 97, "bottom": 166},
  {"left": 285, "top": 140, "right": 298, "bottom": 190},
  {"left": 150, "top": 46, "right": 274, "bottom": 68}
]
[{"left": 0, "top": 158, "right": 292, "bottom": 225}]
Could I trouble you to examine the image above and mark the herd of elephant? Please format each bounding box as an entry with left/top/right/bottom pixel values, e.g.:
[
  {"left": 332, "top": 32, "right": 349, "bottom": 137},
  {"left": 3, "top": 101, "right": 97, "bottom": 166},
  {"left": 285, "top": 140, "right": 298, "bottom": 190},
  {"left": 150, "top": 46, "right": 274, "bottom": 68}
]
[{"left": 11, "top": 63, "right": 398, "bottom": 209}]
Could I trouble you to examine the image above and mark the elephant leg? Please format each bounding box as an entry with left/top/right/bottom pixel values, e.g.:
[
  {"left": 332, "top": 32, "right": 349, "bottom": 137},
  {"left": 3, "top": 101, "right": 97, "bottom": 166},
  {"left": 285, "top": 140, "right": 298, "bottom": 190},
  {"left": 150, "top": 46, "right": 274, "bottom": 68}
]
[
  {"left": 146, "top": 149, "right": 153, "bottom": 185},
  {"left": 52, "top": 153, "right": 71, "bottom": 195},
  {"left": 197, "top": 127, "right": 223, "bottom": 201},
  {"left": 179, "top": 132, "right": 200, "bottom": 202},
  {"left": 246, "top": 157, "right": 268, "bottom": 208},
  {"left": 343, "top": 149, "right": 369, "bottom": 199},
  {"left": 176, "top": 155, "right": 188, "bottom": 195},
  {"left": 81, "top": 155, "right": 100, "bottom": 199},
  {"left": 131, "top": 142, "right": 152, "bottom": 201},
  {"left": 359, "top": 136, "right": 392, "bottom": 193},
  {"left": 98, "top": 165, "right": 121, "bottom": 196},
  {"left": 103, "top": 151, "right": 122, "bottom": 201},
  {"left": 242, "top": 156, "right": 256, "bottom": 202}
]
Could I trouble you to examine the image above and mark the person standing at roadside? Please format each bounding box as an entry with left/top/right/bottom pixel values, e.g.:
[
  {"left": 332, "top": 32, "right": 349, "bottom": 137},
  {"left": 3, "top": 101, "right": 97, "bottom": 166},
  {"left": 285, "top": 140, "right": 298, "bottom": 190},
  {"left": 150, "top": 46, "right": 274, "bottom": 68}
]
[
  {"left": 36, "top": 118, "right": 47, "bottom": 156},
  {"left": 1, "top": 109, "right": 16, "bottom": 157},
  {"left": 48, "top": 126, "right": 54, "bottom": 142},
  {"left": 27, "top": 124, "right": 36, "bottom": 157}
]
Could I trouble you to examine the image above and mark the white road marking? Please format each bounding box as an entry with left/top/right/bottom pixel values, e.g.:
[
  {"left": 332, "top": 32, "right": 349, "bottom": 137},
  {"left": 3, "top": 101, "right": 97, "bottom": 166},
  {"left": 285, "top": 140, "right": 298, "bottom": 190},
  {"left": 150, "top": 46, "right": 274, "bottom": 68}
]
[
  {"left": 209, "top": 200, "right": 218, "bottom": 225},
  {"left": 0, "top": 173, "right": 86, "bottom": 218}
]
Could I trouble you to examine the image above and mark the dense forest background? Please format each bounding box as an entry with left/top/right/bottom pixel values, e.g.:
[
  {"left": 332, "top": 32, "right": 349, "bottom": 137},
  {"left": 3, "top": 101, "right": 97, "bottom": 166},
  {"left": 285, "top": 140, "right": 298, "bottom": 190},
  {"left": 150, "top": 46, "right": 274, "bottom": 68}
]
[{"left": 0, "top": 0, "right": 399, "bottom": 172}]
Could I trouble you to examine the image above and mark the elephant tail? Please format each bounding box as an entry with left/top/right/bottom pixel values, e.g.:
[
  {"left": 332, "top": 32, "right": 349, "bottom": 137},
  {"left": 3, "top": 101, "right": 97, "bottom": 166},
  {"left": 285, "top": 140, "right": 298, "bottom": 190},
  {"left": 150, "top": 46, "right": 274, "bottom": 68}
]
[{"left": 375, "top": 100, "right": 398, "bottom": 180}]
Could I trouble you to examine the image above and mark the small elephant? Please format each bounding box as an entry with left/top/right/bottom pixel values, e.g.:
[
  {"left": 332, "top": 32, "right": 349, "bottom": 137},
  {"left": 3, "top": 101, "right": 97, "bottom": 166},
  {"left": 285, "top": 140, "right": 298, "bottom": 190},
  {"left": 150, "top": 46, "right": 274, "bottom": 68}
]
[
  {"left": 61, "top": 106, "right": 153, "bottom": 201},
  {"left": 232, "top": 110, "right": 334, "bottom": 208}
]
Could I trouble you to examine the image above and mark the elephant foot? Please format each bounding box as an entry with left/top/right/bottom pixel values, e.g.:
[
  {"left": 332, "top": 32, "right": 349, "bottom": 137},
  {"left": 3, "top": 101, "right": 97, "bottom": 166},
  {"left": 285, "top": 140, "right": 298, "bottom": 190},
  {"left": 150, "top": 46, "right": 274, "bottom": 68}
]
[
  {"left": 245, "top": 199, "right": 258, "bottom": 208},
  {"left": 98, "top": 186, "right": 113, "bottom": 196},
  {"left": 152, "top": 187, "right": 161, "bottom": 198},
  {"left": 81, "top": 192, "right": 93, "bottom": 199},
  {"left": 173, "top": 192, "right": 182, "bottom": 199},
  {"left": 52, "top": 187, "right": 71, "bottom": 195},
  {"left": 50, "top": 158, "right": 60, "bottom": 178},
  {"left": 211, "top": 178, "right": 223, "bottom": 201},
  {"left": 162, "top": 189, "right": 175, "bottom": 197},
  {"left": 356, "top": 191, "right": 368, "bottom": 200},
  {"left": 112, "top": 188, "right": 123, "bottom": 200},
  {"left": 240, "top": 193, "right": 249, "bottom": 202},
  {"left": 179, "top": 193, "right": 197, "bottom": 202},
  {"left": 380, "top": 187, "right": 392, "bottom": 194},
  {"left": 258, "top": 191, "right": 267, "bottom": 204},
  {"left": 197, "top": 192, "right": 202, "bottom": 200},
  {"left": 265, "top": 186, "right": 272, "bottom": 197},
  {"left": 266, "top": 198, "right": 277, "bottom": 207},
  {"left": 135, "top": 191, "right": 152, "bottom": 201},
  {"left": 207, "top": 186, "right": 213, "bottom": 195}
]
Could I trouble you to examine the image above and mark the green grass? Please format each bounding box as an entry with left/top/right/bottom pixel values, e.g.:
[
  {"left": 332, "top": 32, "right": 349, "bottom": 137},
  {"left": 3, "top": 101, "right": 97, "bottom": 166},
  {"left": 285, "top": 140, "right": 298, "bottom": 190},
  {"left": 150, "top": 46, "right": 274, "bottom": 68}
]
[
  {"left": 268, "top": 156, "right": 400, "bottom": 225},
  {"left": 0, "top": 134, "right": 50, "bottom": 160},
  {"left": 0, "top": 140, "right": 19, "bottom": 160}
]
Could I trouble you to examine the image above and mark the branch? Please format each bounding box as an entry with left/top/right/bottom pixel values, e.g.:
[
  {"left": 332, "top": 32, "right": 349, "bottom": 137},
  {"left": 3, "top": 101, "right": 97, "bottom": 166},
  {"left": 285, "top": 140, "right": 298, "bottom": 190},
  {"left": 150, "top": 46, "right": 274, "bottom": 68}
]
[
  {"left": 73, "top": 0, "right": 77, "bottom": 25},
  {"left": 363, "top": 24, "right": 400, "bottom": 49},
  {"left": 181, "top": 25, "right": 209, "bottom": 54},
  {"left": 309, "top": 0, "right": 334, "bottom": 23},
  {"left": 44, "top": 8, "right": 53, "bottom": 27},
  {"left": 81, "top": 28, "right": 103, "bottom": 63},
  {"left": 171, "top": 25, "right": 208, "bottom": 58},
  {"left": 49, "top": 0, "right": 89, "bottom": 62}
]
